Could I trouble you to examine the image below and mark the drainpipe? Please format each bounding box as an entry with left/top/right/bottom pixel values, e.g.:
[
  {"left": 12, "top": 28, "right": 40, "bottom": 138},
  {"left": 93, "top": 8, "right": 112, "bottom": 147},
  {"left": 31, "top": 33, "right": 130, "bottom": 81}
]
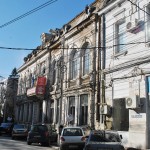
[
  {"left": 101, "top": 14, "right": 106, "bottom": 125},
  {"left": 96, "top": 14, "right": 101, "bottom": 122},
  {"left": 91, "top": 13, "right": 98, "bottom": 129},
  {"left": 46, "top": 46, "right": 51, "bottom": 123}
]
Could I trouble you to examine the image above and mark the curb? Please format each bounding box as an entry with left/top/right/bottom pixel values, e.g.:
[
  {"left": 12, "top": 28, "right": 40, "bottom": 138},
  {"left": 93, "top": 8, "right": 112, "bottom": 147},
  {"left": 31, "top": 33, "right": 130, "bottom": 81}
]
[{"left": 50, "top": 146, "right": 59, "bottom": 149}]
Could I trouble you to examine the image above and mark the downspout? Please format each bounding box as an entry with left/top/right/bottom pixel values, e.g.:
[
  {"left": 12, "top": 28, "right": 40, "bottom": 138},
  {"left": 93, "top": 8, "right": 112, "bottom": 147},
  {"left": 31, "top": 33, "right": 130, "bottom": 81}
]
[
  {"left": 101, "top": 14, "right": 106, "bottom": 124},
  {"left": 91, "top": 13, "right": 98, "bottom": 129},
  {"left": 96, "top": 14, "right": 101, "bottom": 122},
  {"left": 46, "top": 46, "right": 52, "bottom": 123}
]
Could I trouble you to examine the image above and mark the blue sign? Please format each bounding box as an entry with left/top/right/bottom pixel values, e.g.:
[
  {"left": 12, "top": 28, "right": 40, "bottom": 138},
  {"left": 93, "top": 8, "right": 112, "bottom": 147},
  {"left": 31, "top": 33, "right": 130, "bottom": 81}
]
[{"left": 147, "top": 76, "right": 150, "bottom": 93}]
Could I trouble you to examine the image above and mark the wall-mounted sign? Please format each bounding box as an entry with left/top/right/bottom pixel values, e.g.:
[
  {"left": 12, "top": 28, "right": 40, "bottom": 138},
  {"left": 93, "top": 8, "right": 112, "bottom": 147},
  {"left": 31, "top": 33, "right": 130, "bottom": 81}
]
[
  {"left": 27, "top": 87, "right": 36, "bottom": 96},
  {"left": 37, "top": 76, "right": 46, "bottom": 86},
  {"left": 36, "top": 85, "right": 45, "bottom": 95}
]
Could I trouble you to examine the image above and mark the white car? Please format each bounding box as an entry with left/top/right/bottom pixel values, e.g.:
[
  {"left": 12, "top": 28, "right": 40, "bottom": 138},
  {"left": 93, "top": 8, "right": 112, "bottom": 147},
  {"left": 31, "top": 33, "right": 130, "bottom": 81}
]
[{"left": 59, "top": 126, "right": 85, "bottom": 150}]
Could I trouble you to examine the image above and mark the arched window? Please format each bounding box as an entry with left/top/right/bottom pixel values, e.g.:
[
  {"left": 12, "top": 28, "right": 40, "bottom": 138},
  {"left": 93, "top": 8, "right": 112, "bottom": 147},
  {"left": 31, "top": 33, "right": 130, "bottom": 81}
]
[
  {"left": 52, "top": 60, "right": 56, "bottom": 85},
  {"left": 82, "top": 42, "right": 91, "bottom": 76},
  {"left": 71, "top": 50, "right": 79, "bottom": 79}
]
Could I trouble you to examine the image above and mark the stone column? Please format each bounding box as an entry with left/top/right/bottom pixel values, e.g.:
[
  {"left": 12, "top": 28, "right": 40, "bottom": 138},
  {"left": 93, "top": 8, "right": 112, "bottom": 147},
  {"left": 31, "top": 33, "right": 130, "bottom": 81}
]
[
  {"left": 24, "top": 103, "right": 28, "bottom": 123},
  {"left": 42, "top": 100, "right": 47, "bottom": 123},
  {"left": 32, "top": 102, "right": 39, "bottom": 124},
  {"left": 75, "top": 94, "right": 79, "bottom": 126},
  {"left": 53, "top": 98, "right": 57, "bottom": 124}
]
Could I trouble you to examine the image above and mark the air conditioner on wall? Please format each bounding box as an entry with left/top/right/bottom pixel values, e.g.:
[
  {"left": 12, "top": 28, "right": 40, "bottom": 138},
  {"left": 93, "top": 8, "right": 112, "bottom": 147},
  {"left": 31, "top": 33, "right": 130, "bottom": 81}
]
[
  {"left": 126, "top": 19, "right": 139, "bottom": 33},
  {"left": 126, "top": 95, "right": 140, "bottom": 109},
  {"left": 100, "top": 104, "right": 111, "bottom": 115}
]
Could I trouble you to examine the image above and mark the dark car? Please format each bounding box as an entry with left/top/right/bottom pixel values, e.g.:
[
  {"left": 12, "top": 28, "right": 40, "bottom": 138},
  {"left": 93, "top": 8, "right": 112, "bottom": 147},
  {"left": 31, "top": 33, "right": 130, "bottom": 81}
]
[
  {"left": 12, "top": 124, "right": 28, "bottom": 139},
  {"left": 27, "top": 124, "right": 58, "bottom": 146},
  {"left": 0, "top": 122, "right": 13, "bottom": 135},
  {"left": 84, "top": 130, "right": 125, "bottom": 150}
]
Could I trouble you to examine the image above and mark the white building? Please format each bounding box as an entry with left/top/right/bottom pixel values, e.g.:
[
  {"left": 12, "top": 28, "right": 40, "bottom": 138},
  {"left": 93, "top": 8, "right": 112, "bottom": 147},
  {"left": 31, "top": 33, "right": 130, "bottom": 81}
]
[{"left": 98, "top": 0, "right": 150, "bottom": 149}]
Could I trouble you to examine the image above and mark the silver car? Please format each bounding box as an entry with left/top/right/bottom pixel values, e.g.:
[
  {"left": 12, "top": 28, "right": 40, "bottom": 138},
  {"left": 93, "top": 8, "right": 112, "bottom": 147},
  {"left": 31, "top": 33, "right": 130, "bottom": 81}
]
[
  {"left": 12, "top": 124, "right": 28, "bottom": 139},
  {"left": 59, "top": 126, "right": 85, "bottom": 150}
]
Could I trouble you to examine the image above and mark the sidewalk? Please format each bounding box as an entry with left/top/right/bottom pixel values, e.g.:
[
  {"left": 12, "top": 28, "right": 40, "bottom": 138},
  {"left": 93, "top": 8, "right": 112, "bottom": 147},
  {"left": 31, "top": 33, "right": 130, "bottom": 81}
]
[{"left": 50, "top": 143, "right": 59, "bottom": 150}]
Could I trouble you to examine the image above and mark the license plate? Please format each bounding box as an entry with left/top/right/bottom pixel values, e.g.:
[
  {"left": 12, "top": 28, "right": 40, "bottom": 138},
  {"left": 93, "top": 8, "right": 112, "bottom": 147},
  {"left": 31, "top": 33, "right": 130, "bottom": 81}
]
[
  {"left": 69, "top": 145, "right": 78, "bottom": 148},
  {"left": 34, "top": 135, "right": 41, "bottom": 138}
]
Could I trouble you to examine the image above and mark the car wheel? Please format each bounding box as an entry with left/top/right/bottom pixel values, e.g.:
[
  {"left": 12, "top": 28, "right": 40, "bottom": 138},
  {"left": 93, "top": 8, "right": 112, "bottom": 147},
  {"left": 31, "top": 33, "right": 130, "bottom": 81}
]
[
  {"left": 27, "top": 141, "right": 31, "bottom": 145},
  {"left": 12, "top": 136, "right": 15, "bottom": 140}
]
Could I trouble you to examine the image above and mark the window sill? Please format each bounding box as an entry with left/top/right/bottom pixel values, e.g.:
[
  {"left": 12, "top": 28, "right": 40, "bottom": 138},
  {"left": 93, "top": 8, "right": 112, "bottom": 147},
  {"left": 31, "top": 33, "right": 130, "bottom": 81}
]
[{"left": 112, "top": 50, "right": 128, "bottom": 59}]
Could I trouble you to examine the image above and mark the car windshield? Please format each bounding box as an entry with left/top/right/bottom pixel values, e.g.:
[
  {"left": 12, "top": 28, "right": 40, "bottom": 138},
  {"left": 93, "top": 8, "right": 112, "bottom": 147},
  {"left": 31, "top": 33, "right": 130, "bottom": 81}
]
[
  {"left": 13, "top": 124, "right": 26, "bottom": 129},
  {"left": 90, "top": 132, "right": 121, "bottom": 142},
  {"left": 63, "top": 128, "right": 83, "bottom": 136},
  {"left": 31, "top": 125, "right": 48, "bottom": 132},
  {"left": 1, "top": 123, "right": 12, "bottom": 127}
]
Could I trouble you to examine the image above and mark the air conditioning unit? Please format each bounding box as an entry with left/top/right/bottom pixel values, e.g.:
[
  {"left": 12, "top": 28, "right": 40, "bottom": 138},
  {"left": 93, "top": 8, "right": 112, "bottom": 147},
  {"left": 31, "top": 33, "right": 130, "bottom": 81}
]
[
  {"left": 126, "top": 95, "right": 140, "bottom": 109},
  {"left": 100, "top": 104, "right": 111, "bottom": 115},
  {"left": 126, "top": 19, "right": 139, "bottom": 33}
]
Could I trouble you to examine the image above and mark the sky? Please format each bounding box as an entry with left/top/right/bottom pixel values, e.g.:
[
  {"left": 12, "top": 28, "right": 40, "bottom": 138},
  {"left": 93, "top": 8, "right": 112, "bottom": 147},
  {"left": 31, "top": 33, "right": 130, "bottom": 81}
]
[{"left": 0, "top": 0, "right": 94, "bottom": 79}]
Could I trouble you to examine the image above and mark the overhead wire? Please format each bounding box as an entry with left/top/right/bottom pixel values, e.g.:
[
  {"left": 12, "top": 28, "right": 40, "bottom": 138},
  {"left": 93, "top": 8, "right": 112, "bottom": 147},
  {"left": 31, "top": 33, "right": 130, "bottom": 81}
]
[
  {"left": 0, "top": 0, "right": 150, "bottom": 73},
  {"left": 0, "top": 0, "right": 58, "bottom": 28}
]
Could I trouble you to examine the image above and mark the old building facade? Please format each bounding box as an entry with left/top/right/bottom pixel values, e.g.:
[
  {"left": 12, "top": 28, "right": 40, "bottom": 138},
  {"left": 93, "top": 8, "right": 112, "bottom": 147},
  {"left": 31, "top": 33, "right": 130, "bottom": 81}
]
[
  {"left": 15, "top": 0, "right": 150, "bottom": 149},
  {"left": 16, "top": 0, "right": 104, "bottom": 131}
]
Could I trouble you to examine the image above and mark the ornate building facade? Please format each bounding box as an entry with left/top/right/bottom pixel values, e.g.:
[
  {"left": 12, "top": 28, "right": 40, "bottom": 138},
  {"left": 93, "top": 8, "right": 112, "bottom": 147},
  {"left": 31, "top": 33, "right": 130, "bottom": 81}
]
[{"left": 16, "top": 0, "right": 104, "bottom": 130}]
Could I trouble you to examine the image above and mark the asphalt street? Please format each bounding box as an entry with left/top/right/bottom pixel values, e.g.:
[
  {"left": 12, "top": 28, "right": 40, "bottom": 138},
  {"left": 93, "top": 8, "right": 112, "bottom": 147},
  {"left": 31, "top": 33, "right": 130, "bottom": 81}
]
[{"left": 0, "top": 135, "right": 59, "bottom": 150}]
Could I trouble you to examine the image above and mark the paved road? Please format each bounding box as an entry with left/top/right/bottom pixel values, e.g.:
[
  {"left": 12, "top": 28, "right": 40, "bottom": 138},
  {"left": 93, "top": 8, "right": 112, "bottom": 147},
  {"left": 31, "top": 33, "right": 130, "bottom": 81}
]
[{"left": 0, "top": 135, "right": 59, "bottom": 150}]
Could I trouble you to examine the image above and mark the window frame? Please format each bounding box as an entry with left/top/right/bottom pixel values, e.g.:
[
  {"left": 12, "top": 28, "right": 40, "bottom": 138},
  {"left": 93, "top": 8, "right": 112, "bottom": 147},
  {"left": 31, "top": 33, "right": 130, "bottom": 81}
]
[
  {"left": 115, "top": 19, "right": 126, "bottom": 54},
  {"left": 80, "top": 94, "right": 88, "bottom": 125},
  {"left": 82, "top": 43, "right": 91, "bottom": 76},
  {"left": 68, "top": 96, "right": 75, "bottom": 124},
  {"left": 70, "top": 50, "right": 79, "bottom": 80}
]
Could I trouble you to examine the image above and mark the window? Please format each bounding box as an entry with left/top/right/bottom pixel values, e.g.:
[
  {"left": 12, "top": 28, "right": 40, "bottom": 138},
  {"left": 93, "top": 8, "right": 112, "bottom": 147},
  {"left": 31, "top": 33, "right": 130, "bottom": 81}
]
[
  {"left": 52, "top": 61, "right": 56, "bottom": 85},
  {"left": 146, "top": 4, "right": 150, "bottom": 41},
  {"left": 83, "top": 43, "right": 91, "bottom": 75},
  {"left": 70, "top": 50, "right": 79, "bottom": 79},
  {"left": 115, "top": 20, "right": 126, "bottom": 53},
  {"left": 69, "top": 96, "right": 75, "bottom": 124},
  {"left": 40, "top": 62, "right": 46, "bottom": 75},
  {"left": 80, "top": 94, "right": 88, "bottom": 125},
  {"left": 30, "top": 74, "right": 35, "bottom": 87}
]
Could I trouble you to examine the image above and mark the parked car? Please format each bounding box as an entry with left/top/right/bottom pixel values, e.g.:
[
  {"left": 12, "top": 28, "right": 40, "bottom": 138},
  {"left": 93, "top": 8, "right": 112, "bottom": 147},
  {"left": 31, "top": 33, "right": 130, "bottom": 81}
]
[
  {"left": 83, "top": 130, "right": 125, "bottom": 150},
  {"left": 59, "top": 126, "right": 85, "bottom": 150},
  {"left": 12, "top": 124, "right": 28, "bottom": 139},
  {"left": 0, "top": 122, "right": 13, "bottom": 135},
  {"left": 27, "top": 124, "right": 57, "bottom": 146}
]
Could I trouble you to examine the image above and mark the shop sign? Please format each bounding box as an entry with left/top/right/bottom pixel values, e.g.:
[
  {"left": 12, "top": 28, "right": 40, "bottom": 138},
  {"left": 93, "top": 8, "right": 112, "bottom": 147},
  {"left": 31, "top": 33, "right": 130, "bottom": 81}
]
[
  {"left": 37, "top": 76, "right": 46, "bottom": 86},
  {"left": 36, "top": 85, "right": 45, "bottom": 95},
  {"left": 27, "top": 87, "right": 36, "bottom": 96},
  {"left": 129, "top": 113, "right": 146, "bottom": 131}
]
